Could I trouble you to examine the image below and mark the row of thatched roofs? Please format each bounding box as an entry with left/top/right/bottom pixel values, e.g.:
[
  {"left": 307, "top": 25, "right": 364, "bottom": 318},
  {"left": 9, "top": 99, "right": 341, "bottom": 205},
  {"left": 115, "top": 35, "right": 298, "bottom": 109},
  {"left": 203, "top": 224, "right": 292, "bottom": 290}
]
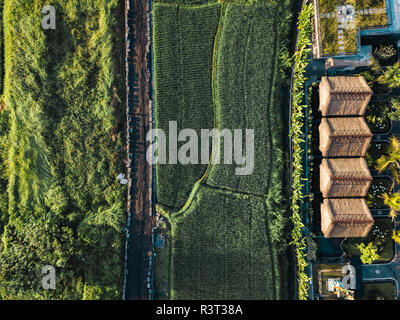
[{"left": 318, "top": 76, "right": 374, "bottom": 238}]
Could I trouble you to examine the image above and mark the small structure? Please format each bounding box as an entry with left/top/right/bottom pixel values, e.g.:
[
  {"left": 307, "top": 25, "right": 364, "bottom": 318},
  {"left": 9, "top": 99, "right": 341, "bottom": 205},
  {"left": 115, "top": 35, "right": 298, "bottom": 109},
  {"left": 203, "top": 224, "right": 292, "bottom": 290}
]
[
  {"left": 320, "top": 158, "right": 372, "bottom": 198},
  {"left": 321, "top": 198, "right": 374, "bottom": 238},
  {"left": 319, "top": 117, "right": 372, "bottom": 157},
  {"left": 156, "top": 234, "right": 165, "bottom": 249},
  {"left": 316, "top": 263, "right": 350, "bottom": 300},
  {"left": 319, "top": 76, "right": 372, "bottom": 116},
  {"left": 325, "top": 58, "right": 371, "bottom": 70}
]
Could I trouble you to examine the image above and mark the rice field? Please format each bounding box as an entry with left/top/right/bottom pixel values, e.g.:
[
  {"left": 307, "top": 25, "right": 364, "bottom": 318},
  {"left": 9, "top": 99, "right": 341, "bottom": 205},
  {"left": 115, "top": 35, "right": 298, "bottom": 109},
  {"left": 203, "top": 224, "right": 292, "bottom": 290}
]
[
  {"left": 206, "top": 2, "right": 284, "bottom": 196},
  {"left": 170, "top": 187, "right": 280, "bottom": 299},
  {"left": 154, "top": 0, "right": 291, "bottom": 300},
  {"left": 153, "top": 3, "right": 221, "bottom": 210}
]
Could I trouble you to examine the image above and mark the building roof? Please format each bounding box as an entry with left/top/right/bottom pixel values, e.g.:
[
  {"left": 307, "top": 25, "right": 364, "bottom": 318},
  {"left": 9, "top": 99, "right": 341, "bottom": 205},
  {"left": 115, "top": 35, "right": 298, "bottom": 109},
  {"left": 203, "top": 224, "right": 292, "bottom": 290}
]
[
  {"left": 321, "top": 198, "right": 374, "bottom": 238},
  {"left": 319, "top": 76, "right": 372, "bottom": 116},
  {"left": 319, "top": 117, "right": 372, "bottom": 157},
  {"left": 320, "top": 157, "right": 372, "bottom": 198}
]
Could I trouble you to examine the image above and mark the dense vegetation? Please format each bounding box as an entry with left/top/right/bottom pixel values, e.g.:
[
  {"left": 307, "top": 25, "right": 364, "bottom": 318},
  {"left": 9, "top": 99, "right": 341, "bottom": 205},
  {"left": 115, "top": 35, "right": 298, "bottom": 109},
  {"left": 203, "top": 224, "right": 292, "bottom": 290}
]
[
  {"left": 0, "top": 0, "right": 126, "bottom": 299},
  {"left": 289, "top": 2, "right": 313, "bottom": 300},
  {"left": 0, "top": 0, "right": 3, "bottom": 95},
  {"left": 154, "top": 0, "right": 291, "bottom": 300},
  {"left": 154, "top": 0, "right": 217, "bottom": 4},
  {"left": 153, "top": 3, "right": 221, "bottom": 210}
]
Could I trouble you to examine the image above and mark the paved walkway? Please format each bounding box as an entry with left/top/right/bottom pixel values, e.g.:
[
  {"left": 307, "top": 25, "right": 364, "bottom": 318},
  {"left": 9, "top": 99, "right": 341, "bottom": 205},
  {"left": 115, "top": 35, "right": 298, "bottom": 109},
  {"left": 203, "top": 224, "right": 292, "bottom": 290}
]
[
  {"left": 362, "top": 218, "right": 400, "bottom": 298},
  {"left": 360, "top": 94, "right": 400, "bottom": 298}
]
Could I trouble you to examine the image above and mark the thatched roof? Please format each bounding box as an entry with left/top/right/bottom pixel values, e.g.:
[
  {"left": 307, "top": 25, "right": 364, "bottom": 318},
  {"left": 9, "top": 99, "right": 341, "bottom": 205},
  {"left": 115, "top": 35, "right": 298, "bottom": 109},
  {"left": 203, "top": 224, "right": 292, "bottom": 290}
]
[
  {"left": 320, "top": 158, "right": 372, "bottom": 198},
  {"left": 321, "top": 198, "right": 374, "bottom": 238},
  {"left": 319, "top": 117, "right": 372, "bottom": 157},
  {"left": 319, "top": 76, "right": 372, "bottom": 116}
]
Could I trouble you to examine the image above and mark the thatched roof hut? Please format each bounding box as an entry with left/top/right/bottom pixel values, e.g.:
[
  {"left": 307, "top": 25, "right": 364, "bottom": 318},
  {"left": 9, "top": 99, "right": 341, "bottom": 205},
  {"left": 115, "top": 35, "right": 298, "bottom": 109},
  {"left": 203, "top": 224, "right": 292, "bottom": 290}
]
[
  {"left": 320, "top": 158, "right": 372, "bottom": 198},
  {"left": 321, "top": 198, "right": 374, "bottom": 238},
  {"left": 319, "top": 117, "right": 372, "bottom": 157},
  {"left": 319, "top": 76, "right": 372, "bottom": 116}
]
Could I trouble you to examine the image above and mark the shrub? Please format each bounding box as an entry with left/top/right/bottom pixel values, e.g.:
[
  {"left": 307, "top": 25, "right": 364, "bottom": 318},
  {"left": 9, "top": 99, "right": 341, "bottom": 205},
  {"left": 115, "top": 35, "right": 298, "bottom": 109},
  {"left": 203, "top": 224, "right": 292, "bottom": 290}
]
[{"left": 359, "top": 242, "right": 380, "bottom": 264}]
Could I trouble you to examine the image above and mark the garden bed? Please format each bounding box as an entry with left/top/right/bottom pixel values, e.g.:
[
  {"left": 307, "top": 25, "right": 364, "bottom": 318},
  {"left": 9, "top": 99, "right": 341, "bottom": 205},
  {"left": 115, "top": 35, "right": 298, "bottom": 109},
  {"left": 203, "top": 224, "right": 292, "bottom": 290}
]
[
  {"left": 367, "top": 177, "right": 392, "bottom": 209},
  {"left": 343, "top": 218, "right": 394, "bottom": 263},
  {"left": 315, "top": 263, "right": 351, "bottom": 300},
  {"left": 155, "top": 1, "right": 291, "bottom": 300},
  {"left": 362, "top": 281, "right": 396, "bottom": 300},
  {"left": 317, "top": 0, "right": 388, "bottom": 56},
  {"left": 366, "top": 101, "right": 392, "bottom": 134},
  {"left": 153, "top": 3, "right": 221, "bottom": 210},
  {"left": 366, "top": 140, "right": 389, "bottom": 168}
]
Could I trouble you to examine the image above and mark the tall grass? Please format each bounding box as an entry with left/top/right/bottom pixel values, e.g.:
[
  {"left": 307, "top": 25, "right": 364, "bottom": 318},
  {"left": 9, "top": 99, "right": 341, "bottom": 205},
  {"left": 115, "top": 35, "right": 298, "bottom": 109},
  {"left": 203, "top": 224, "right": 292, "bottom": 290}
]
[{"left": 0, "top": 0, "right": 126, "bottom": 299}]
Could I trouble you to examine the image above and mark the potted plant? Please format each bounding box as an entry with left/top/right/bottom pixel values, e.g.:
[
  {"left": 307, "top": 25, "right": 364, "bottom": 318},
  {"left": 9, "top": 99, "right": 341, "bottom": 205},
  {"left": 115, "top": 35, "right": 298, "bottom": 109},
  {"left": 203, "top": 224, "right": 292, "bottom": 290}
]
[
  {"left": 366, "top": 140, "right": 389, "bottom": 169},
  {"left": 367, "top": 177, "right": 393, "bottom": 209}
]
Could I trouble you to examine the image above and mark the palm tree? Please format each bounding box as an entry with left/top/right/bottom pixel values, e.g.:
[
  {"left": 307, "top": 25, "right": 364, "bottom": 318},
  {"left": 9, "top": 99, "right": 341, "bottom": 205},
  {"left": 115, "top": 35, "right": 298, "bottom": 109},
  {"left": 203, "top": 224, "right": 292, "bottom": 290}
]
[
  {"left": 376, "top": 136, "right": 400, "bottom": 183},
  {"left": 392, "top": 230, "right": 400, "bottom": 245},
  {"left": 382, "top": 192, "right": 400, "bottom": 221}
]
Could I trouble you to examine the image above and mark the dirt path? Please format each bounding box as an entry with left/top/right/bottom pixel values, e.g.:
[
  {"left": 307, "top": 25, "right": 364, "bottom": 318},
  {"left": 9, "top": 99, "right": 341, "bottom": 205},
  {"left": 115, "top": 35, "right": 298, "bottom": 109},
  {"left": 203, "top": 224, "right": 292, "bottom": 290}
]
[{"left": 124, "top": 0, "right": 155, "bottom": 300}]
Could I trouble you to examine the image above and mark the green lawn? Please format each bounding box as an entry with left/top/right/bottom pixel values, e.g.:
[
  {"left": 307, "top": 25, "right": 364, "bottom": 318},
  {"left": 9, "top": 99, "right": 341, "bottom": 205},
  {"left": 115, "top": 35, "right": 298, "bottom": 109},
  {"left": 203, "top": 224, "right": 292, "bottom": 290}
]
[
  {"left": 317, "top": 0, "right": 388, "bottom": 55},
  {"left": 362, "top": 281, "right": 396, "bottom": 300}
]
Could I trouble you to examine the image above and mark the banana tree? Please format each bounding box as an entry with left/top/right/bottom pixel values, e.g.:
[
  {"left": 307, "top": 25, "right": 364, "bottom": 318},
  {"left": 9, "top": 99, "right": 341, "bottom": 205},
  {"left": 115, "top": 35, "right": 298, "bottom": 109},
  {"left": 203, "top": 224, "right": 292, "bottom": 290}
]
[{"left": 376, "top": 136, "right": 400, "bottom": 183}]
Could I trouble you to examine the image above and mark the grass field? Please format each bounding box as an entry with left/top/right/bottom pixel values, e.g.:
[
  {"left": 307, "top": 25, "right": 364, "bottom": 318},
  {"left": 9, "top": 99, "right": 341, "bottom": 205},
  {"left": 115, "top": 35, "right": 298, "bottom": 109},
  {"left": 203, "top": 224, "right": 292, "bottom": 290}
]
[
  {"left": 0, "top": 0, "right": 126, "bottom": 299},
  {"left": 154, "top": 0, "right": 291, "bottom": 300},
  {"left": 153, "top": 3, "right": 221, "bottom": 210}
]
